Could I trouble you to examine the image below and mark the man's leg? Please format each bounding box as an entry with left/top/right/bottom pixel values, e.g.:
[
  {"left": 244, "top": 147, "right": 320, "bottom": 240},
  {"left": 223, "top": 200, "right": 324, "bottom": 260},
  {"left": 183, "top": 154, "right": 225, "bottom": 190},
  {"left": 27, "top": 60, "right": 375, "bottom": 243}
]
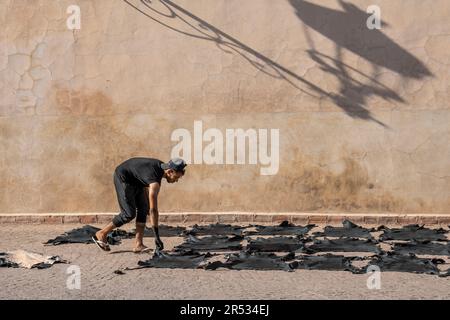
[
  {"left": 133, "top": 187, "right": 150, "bottom": 252},
  {"left": 134, "top": 222, "right": 147, "bottom": 252},
  {"left": 95, "top": 172, "right": 137, "bottom": 245},
  {"left": 94, "top": 222, "right": 115, "bottom": 246}
]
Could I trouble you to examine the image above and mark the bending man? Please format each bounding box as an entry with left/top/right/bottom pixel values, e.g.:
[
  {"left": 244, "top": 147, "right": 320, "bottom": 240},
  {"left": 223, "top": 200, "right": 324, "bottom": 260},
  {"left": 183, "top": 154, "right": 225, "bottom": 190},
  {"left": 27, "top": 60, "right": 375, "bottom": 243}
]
[{"left": 93, "top": 157, "right": 186, "bottom": 253}]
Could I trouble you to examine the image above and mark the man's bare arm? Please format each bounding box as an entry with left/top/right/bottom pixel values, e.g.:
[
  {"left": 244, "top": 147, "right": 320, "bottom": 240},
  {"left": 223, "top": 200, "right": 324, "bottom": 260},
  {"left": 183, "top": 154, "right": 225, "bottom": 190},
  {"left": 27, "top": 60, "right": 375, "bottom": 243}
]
[
  {"left": 148, "top": 182, "right": 160, "bottom": 227},
  {"left": 148, "top": 182, "right": 163, "bottom": 250}
]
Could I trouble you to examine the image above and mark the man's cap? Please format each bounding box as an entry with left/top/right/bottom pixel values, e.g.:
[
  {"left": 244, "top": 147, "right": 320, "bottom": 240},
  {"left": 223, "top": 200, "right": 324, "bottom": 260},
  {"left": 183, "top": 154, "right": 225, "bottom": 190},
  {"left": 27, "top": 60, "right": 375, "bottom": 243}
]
[{"left": 161, "top": 158, "right": 187, "bottom": 171}]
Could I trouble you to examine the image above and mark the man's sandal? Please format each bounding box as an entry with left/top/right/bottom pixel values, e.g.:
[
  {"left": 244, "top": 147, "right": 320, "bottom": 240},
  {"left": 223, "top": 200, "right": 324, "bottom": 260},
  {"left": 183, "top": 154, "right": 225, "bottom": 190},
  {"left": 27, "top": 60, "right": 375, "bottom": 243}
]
[
  {"left": 92, "top": 235, "right": 111, "bottom": 252},
  {"left": 133, "top": 247, "right": 152, "bottom": 254}
]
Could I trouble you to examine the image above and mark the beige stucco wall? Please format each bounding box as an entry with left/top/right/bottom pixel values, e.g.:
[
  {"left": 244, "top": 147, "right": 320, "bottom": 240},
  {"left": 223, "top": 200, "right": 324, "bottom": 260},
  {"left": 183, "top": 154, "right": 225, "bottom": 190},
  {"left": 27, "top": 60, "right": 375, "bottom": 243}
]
[{"left": 1, "top": 0, "right": 449, "bottom": 214}]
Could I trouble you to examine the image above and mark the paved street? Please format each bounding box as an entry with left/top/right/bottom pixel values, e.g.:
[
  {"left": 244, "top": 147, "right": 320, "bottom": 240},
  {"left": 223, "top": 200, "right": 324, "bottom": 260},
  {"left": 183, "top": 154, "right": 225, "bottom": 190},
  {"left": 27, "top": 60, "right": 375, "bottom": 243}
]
[{"left": 0, "top": 224, "right": 449, "bottom": 300}]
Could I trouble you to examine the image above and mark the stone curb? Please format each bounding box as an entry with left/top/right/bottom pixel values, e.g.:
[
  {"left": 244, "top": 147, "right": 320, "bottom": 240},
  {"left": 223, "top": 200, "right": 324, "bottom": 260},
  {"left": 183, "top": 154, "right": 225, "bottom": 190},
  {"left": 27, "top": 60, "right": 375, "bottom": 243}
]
[{"left": 0, "top": 213, "right": 449, "bottom": 226}]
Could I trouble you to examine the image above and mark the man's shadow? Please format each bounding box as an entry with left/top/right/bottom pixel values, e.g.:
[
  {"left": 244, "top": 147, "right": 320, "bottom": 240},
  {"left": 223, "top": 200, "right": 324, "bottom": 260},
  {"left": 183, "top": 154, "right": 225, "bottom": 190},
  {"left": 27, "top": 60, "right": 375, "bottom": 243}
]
[{"left": 122, "top": 0, "right": 432, "bottom": 127}]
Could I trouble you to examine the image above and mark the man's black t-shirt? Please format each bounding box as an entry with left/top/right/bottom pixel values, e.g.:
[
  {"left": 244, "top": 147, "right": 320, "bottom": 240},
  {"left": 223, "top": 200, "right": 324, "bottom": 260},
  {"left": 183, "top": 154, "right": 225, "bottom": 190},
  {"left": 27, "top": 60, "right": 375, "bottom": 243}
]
[{"left": 115, "top": 157, "right": 164, "bottom": 187}]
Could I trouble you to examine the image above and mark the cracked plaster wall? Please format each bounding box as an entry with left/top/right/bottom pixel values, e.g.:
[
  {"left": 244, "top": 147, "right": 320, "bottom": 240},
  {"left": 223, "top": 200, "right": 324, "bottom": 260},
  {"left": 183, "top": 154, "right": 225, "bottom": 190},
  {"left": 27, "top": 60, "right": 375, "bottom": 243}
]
[{"left": 0, "top": 0, "right": 449, "bottom": 213}]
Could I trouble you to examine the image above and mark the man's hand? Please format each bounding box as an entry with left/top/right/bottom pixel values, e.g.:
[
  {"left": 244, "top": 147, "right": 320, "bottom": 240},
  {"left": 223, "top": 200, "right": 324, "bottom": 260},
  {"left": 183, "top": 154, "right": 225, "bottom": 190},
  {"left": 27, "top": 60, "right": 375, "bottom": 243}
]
[
  {"left": 153, "top": 225, "right": 164, "bottom": 251},
  {"left": 155, "top": 237, "right": 164, "bottom": 251}
]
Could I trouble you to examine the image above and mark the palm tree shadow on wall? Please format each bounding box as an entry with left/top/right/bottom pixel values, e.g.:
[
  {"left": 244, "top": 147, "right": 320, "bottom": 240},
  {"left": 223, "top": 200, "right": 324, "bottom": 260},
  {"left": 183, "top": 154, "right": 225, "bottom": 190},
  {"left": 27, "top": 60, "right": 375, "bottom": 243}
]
[{"left": 123, "top": 0, "right": 432, "bottom": 127}]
